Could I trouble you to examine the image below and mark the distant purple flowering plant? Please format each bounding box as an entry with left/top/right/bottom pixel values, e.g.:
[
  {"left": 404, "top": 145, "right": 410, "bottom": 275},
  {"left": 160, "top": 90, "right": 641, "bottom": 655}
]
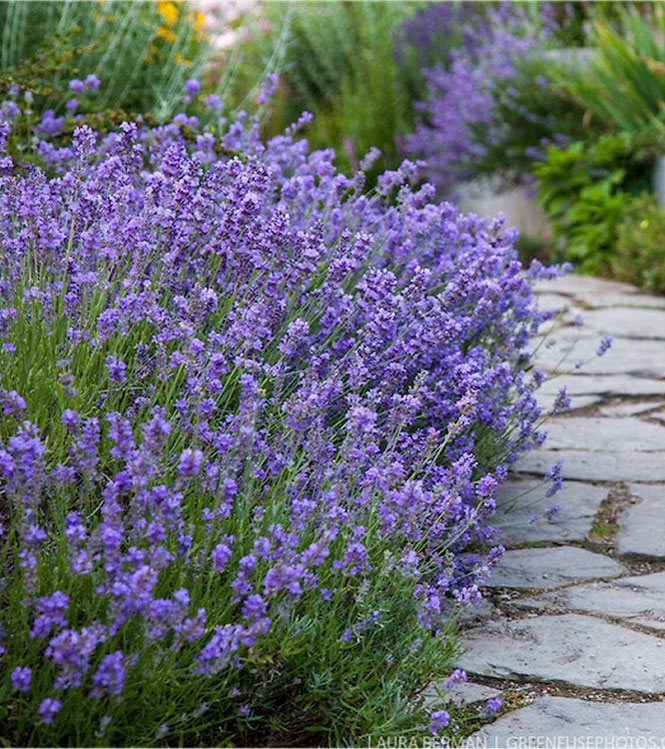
[{"left": 11, "top": 666, "right": 32, "bottom": 692}]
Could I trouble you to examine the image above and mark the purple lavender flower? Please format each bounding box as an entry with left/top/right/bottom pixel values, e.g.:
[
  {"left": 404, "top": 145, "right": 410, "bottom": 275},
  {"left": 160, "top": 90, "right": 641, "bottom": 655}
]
[
  {"left": 241, "top": 594, "right": 267, "bottom": 621},
  {"left": 543, "top": 502, "right": 562, "bottom": 521},
  {"left": 90, "top": 651, "right": 126, "bottom": 697},
  {"left": 11, "top": 665, "right": 31, "bottom": 692},
  {"left": 0, "top": 389, "right": 26, "bottom": 417},
  {"left": 31, "top": 591, "right": 69, "bottom": 639},
  {"left": 545, "top": 459, "right": 564, "bottom": 497},
  {"left": 258, "top": 73, "right": 278, "bottom": 105},
  {"left": 443, "top": 668, "right": 467, "bottom": 688},
  {"left": 61, "top": 409, "right": 80, "bottom": 431},
  {"left": 203, "top": 93, "right": 222, "bottom": 114},
  {"left": 38, "top": 110, "right": 64, "bottom": 137},
  {"left": 105, "top": 355, "right": 127, "bottom": 384},
  {"left": 184, "top": 79, "right": 200, "bottom": 97},
  {"left": 480, "top": 696, "right": 502, "bottom": 717},
  {"left": 84, "top": 74, "right": 101, "bottom": 91},
  {"left": 211, "top": 539, "right": 233, "bottom": 572},
  {"left": 551, "top": 386, "right": 571, "bottom": 414},
  {"left": 69, "top": 79, "right": 85, "bottom": 94},
  {"left": 178, "top": 448, "right": 204, "bottom": 477},
  {"left": 428, "top": 708, "right": 450, "bottom": 735},
  {"left": 596, "top": 335, "right": 612, "bottom": 357},
  {"left": 38, "top": 698, "right": 62, "bottom": 724}
]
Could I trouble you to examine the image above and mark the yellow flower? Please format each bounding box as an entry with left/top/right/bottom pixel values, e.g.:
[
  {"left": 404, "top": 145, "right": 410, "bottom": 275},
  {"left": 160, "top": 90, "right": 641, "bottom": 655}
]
[
  {"left": 640, "top": 219, "right": 650, "bottom": 230},
  {"left": 174, "top": 52, "right": 192, "bottom": 67},
  {"left": 156, "top": 25, "right": 176, "bottom": 42},
  {"left": 194, "top": 11, "right": 206, "bottom": 35},
  {"left": 156, "top": 1, "right": 177, "bottom": 27}
]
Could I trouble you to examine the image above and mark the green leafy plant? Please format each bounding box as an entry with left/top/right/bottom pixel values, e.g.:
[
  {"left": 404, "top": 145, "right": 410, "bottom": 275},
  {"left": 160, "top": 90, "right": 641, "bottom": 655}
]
[
  {"left": 471, "top": 56, "right": 592, "bottom": 181},
  {"left": 0, "top": 1, "right": 209, "bottom": 120},
  {"left": 612, "top": 192, "right": 665, "bottom": 292},
  {"left": 560, "top": 4, "right": 665, "bottom": 137},
  {"left": 533, "top": 133, "right": 650, "bottom": 274}
]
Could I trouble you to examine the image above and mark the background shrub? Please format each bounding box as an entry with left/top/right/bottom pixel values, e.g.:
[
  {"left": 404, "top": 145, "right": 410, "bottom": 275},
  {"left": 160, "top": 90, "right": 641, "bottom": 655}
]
[
  {"left": 612, "top": 193, "right": 665, "bottom": 292},
  {"left": 560, "top": 4, "right": 665, "bottom": 137},
  {"left": 261, "top": 1, "right": 417, "bottom": 182},
  {"left": 0, "top": 0, "right": 214, "bottom": 120},
  {"left": 533, "top": 133, "right": 652, "bottom": 274}
]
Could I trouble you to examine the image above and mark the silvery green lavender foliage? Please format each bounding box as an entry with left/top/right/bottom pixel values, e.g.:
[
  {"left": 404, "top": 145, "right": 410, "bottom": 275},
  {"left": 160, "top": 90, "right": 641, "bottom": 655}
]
[
  {"left": 406, "top": 3, "right": 555, "bottom": 193},
  {"left": 0, "top": 82, "right": 561, "bottom": 744}
]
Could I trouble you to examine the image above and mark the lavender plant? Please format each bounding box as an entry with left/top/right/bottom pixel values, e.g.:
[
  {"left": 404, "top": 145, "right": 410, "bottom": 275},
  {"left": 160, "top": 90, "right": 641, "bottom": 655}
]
[
  {"left": 0, "top": 81, "right": 562, "bottom": 745},
  {"left": 406, "top": 2, "right": 564, "bottom": 194}
]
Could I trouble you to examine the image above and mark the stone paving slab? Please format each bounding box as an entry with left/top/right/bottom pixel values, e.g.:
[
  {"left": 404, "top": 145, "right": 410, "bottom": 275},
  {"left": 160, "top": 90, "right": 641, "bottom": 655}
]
[
  {"left": 514, "top": 571, "right": 665, "bottom": 631},
  {"left": 538, "top": 374, "right": 665, "bottom": 398},
  {"left": 617, "top": 484, "right": 665, "bottom": 558},
  {"left": 531, "top": 334, "right": 665, "bottom": 377},
  {"left": 492, "top": 480, "right": 607, "bottom": 545},
  {"left": 534, "top": 275, "right": 640, "bottom": 297},
  {"left": 485, "top": 547, "right": 625, "bottom": 589},
  {"left": 516, "top": 449, "right": 665, "bottom": 483},
  {"left": 537, "top": 292, "right": 579, "bottom": 313},
  {"left": 456, "top": 598, "right": 498, "bottom": 629},
  {"left": 598, "top": 401, "right": 665, "bottom": 418},
  {"left": 424, "top": 680, "right": 502, "bottom": 708},
  {"left": 469, "top": 696, "right": 665, "bottom": 743},
  {"left": 576, "top": 292, "right": 665, "bottom": 310},
  {"left": 457, "top": 276, "right": 665, "bottom": 731},
  {"left": 544, "top": 417, "right": 665, "bottom": 452},
  {"left": 458, "top": 613, "right": 665, "bottom": 693},
  {"left": 578, "top": 307, "right": 665, "bottom": 340}
]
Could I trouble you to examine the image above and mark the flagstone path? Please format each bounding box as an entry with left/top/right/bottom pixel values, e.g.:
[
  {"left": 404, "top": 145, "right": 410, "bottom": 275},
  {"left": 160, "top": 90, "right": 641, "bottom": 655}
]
[{"left": 455, "top": 275, "right": 665, "bottom": 741}]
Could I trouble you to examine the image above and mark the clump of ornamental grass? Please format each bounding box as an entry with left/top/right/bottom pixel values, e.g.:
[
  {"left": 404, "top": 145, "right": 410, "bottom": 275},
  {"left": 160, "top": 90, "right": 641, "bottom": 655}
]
[
  {"left": 0, "top": 80, "right": 563, "bottom": 746},
  {"left": 0, "top": 0, "right": 209, "bottom": 120}
]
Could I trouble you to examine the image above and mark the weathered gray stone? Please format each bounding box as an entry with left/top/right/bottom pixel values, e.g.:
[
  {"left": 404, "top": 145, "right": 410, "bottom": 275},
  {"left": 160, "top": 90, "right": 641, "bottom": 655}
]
[
  {"left": 598, "top": 401, "right": 665, "bottom": 418},
  {"left": 456, "top": 597, "right": 498, "bottom": 629},
  {"left": 539, "top": 374, "right": 665, "bottom": 398},
  {"left": 486, "top": 547, "right": 624, "bottom": 589},
  {"left": 618, "top": 484, "right": 665, "bottom": 559},
  {"left": 531, "top": 334, "right": 665, "bottom": 377},
  {"left": 493, "top": 480, "right": 607, "bottom": 545},
  {"left": 544, "top": 417, "right": 665, "bottom": 452},
  {"left": 469, "top": 696, "right": 665, "bottom": 743},
  {"left": 652, "top": 411, "right": 665, "bottom": 425},
  {"left": 458, "top": 183, "right": 548, "bottom": 236},
  {"left": 576, "top": 292, "right": 665, "bottom": 310},
  {"left": 424, "top": 680, "right": 502, "bottom": 708},
  {"left": 534, "top": 275, "right": 639, "bottom": 297},
  {"left": 537, "top": 293, "right": 579, "bottom": 313},
  {"left": 516, "top": 571, "right": 665, "bottom": 631},
  {"left": 580, "top": 307, "right": 665, "bottom": 340},
  {"left": 516, "top": 449, "right": 665, "bottom": 483},
  {"left": 458, "top": 613, "right": 665, "bottom": 692}
]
